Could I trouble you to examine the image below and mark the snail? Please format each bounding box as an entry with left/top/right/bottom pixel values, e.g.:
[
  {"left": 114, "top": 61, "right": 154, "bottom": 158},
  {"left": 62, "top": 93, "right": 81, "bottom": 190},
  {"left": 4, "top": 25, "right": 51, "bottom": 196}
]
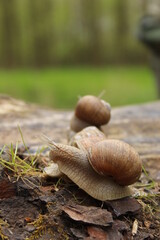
[
  {"left": 70, "top": 95, "right": 111, "bottom": 132},
  {"left": 43, "top": 127, "right": 142, "bottom": 201}
]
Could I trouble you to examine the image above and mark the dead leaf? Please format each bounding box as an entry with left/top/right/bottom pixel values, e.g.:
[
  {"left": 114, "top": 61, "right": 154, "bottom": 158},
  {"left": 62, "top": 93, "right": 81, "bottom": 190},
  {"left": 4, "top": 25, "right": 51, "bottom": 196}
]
[
  {"left": 62, "top": 204, "right": 113, "bottom": 226},
  {"left": 87, "top": 225, "right": 126, "bottom": 240},
  {"left": 112, "top": 219, "right": 129, "bottom": 232},
  {"left": 70, "top": 227, "right": 88, "bottom": 239},
  {"left": 103, "top": 220, "right": 129, "bottom": 240},
  {"left": 105, "top": 197, "right": 141, "bottom": 217},
  {"left": 86, "top": 226, "right": 107, "bottom": 240}
]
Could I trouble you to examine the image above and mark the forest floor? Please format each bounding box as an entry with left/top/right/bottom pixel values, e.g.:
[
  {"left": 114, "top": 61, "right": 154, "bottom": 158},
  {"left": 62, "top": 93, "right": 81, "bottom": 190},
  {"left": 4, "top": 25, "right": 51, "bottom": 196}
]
[
  {"left": 0, "top": 146, "right": 159, "bottom": 240},
  {"left": 0, "top": 96, "right": 159, "bottom": 240}
]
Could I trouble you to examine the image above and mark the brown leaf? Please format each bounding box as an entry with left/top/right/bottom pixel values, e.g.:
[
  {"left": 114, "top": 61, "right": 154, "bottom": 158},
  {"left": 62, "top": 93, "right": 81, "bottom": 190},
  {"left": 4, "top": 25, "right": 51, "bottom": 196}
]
[
  {"left": 113, "top": 220, "right": 129, "bottom": 232},
  {"left": 105, "top": 227, "right": 124, "bottom": 240},
  {"left": 70, "top": 227, "right": 88, "bottom": 239},
  {"left": 62, "top": 204, "right": 113, "bottom": 226},
  {"left": 105, "top": 197, "right": 141, "bottom": 217},
  {"left": 86, "top": 223, "right": 127, "bottom": 240},
  {"left": 86, "top": 226, "right": 107, "bottom": 240},
  {"left": 103, "top": 220, "right": 129, "bottom": 240}
]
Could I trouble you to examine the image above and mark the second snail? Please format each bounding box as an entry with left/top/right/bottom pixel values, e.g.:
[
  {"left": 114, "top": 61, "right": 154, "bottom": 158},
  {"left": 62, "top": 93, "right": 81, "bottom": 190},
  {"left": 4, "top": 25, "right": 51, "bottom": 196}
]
[
  {"left": 70, "top": 95, "right": 111, "bottom": 132},
  {"left": 43, "top": 95, "right": 142, "bottom": 201}
]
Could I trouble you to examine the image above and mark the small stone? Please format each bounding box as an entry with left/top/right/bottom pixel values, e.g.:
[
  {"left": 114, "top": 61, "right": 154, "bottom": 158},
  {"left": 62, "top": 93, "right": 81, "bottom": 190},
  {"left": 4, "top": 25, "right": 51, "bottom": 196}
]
[{"left": 24, "top": 225, "right": 36, "bottom": 233}]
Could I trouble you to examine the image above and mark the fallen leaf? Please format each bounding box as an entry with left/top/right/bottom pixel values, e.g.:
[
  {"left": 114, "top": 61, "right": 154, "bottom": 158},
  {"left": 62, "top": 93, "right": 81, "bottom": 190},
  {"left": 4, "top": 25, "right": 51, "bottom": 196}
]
[
  {"left": 87, "top": 225, "right": 126, "bottom": 240},
  {"left": 112, "top": 219, "right": 129, "bottom": 232},
  {"left": 70, "top": 227, "right": 88, "bottom": 239},
  {"left": 105, "top": 197, "right": 141, "bottom": 217},
  {"left": 101, "top": 220, "right": 129, "bottom": 240},
  {"left": 62, "top": 204, "right": 113, "bottom": 226},
  {"left": 86, "top": 226, "right": 107, "bottom": 240},
  {"left": 105, "top": 228, "right": 124, "bottom": 240}
]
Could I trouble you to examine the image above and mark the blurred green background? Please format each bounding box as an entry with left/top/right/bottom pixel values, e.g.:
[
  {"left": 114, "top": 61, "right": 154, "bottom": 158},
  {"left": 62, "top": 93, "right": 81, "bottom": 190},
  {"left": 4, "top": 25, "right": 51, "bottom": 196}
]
[{"left": 0, "top": 0, "right": 158, "bottom": 109}]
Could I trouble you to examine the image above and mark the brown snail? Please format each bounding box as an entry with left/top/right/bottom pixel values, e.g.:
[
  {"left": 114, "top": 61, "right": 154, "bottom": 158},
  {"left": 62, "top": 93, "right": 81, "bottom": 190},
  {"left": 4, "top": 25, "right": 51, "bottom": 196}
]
[
  {"left": 70, "top": 95, "right": 111, "bottom": 132},
  {"left": 43, "top": 127, "right": 142, "bottom": 201}
]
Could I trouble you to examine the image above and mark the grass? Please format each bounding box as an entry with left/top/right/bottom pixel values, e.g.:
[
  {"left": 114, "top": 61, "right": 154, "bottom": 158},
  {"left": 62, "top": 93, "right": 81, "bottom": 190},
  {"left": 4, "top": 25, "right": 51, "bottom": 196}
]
[
  {"left": 0, "top": 143, "right": 39, "bottom": 180},
  {"left": 0, "top": 66, "right": 157, "bottom": 109},
  {"left": 135, "top": 166, "right": 160, "bottom": 218},
  {"left": 0, "top": 127, "right": 45, "bottom": 185}
]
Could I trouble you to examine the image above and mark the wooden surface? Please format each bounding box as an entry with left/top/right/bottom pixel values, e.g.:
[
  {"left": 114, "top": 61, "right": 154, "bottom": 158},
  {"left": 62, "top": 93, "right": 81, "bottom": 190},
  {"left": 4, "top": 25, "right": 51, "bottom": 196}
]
[{"left": 0, "top": 95, "right": 160, "bottom": 182}]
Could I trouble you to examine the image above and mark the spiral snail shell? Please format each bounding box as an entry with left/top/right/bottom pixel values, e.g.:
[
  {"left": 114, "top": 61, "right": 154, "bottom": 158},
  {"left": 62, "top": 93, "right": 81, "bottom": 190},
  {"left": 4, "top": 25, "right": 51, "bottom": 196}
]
[
  {"left": 70, "top": 95, "right": 111, "bottom": 132},
  {"left": 87, "top": 139, "right": 141, "bottom": 186},
  {"left": 44, "top": 127, "right": 142, "bottom": 201}
]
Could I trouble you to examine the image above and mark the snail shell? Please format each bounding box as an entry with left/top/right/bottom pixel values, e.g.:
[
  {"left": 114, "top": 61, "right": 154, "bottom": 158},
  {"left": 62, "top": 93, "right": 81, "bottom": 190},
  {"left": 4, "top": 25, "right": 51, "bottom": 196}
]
[
  {"left": 70, "top": 126, "right": 106, "bottom": 150},
  {"left": 88, "top": 139, "right": 142, "bottom": 186},
  {"left": 70, "top": 127, "right": 142, "bottom": 186},
  {"left": 70, "top": 95, "right": 111, "bottom": 132}
]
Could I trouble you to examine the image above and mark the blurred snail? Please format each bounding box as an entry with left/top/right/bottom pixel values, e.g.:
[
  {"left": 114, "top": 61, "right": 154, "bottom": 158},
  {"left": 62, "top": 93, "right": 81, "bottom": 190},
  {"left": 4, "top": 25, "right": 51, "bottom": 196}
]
[
  {"left": 43, "top": 127, "right": 142, "bottom": 201},
  {"left": 70, "top": 95, "right": 111, "bottom": 132}
]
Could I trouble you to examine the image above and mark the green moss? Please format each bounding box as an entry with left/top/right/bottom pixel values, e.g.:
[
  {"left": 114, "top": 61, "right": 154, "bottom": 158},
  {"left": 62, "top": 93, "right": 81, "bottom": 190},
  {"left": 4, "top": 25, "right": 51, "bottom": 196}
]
[{"left": 0, "top": 218, "right": 9, "bottom": 240}]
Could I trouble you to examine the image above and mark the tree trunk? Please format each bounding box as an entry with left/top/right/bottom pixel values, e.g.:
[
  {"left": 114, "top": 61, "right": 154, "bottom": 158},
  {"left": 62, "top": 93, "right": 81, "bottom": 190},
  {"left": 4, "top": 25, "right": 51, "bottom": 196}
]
[
  {"left": 28, "top": 0, "right": 54, "bottom": 67},
  {"left": 78, "top": 0, "right": 102, "bottom": 64},
  {"left": 0, "top": 0, "right": 20, "bottom": 67},
  {"left": 114, "top": 0, "right": 129, "bottom": 63}
]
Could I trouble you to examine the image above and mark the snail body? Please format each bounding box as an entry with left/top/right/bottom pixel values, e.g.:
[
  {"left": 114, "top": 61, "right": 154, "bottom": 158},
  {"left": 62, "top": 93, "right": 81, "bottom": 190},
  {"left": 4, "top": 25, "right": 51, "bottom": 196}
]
[
  {"left": 70, "top": 115, "right": 91, "bottom": 133},
  {"left": 45, "top": 127, "right": 142, "bottom": 201},
  {"left": 70, "top": 95, "right": 111, "bottom": 132}
]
